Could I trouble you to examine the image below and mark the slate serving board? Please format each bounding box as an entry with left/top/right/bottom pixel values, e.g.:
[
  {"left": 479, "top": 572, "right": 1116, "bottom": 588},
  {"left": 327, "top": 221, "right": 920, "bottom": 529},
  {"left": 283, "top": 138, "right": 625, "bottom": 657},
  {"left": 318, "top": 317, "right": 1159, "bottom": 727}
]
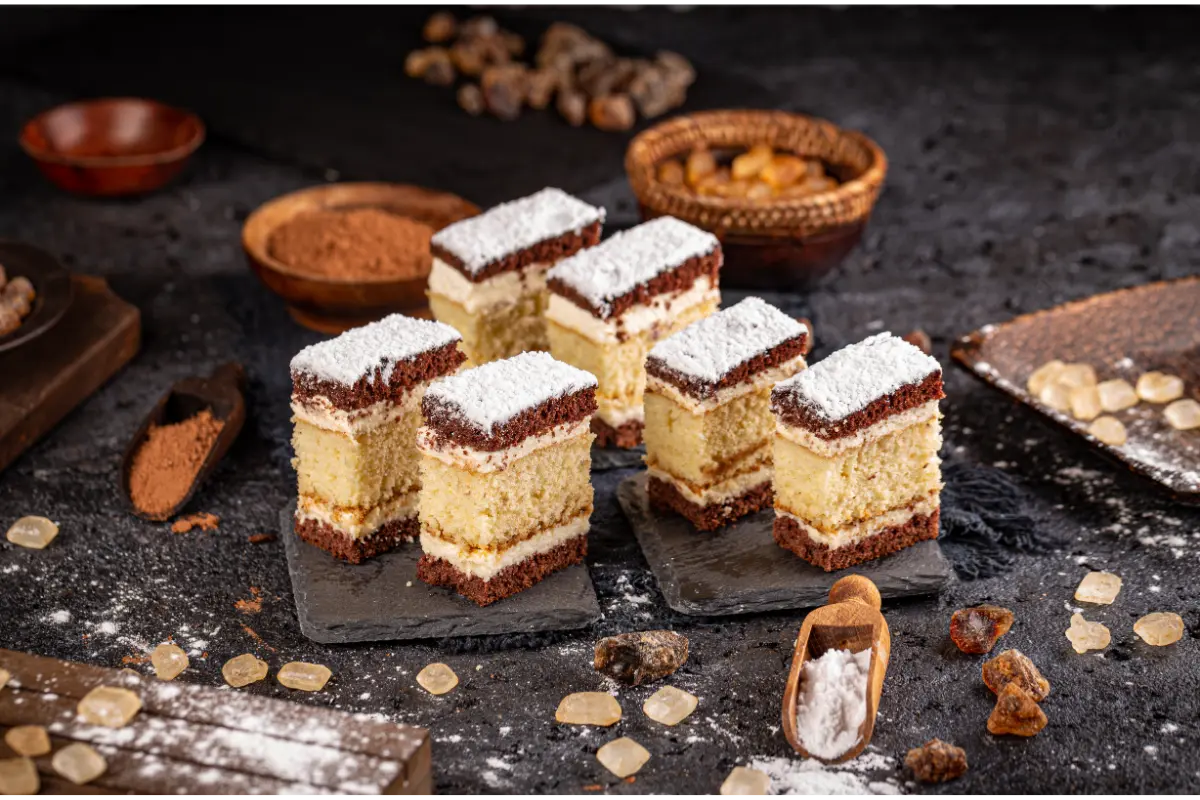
[
  {"left": 618, "top": 473, "right": 952, "bottom": 617},
  {"left": 281, "top": 504, "right": 602, "bottom": 644}
]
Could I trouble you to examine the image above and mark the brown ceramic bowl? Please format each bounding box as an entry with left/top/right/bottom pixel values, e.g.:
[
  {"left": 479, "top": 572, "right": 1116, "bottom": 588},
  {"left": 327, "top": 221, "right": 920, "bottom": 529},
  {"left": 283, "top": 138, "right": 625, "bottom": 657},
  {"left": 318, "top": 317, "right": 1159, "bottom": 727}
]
[
  {"left": 243, "top": 182, "right": 479, "bottom": 333},
  {"left": 626, "top": 110, "right": 887, "bottom": 289},
  {"left": 19, "top": 97, "right": 205, "bottom": 196}
]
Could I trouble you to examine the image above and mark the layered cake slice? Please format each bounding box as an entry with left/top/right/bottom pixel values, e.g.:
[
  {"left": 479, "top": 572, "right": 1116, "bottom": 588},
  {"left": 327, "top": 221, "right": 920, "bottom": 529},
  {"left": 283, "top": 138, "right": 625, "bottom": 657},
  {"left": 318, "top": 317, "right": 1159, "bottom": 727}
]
[
  {"left": 545, "top": 216, "right": 722, "bottom": 448},
  {"left": 416, "top": 351, "right": 598, "bottom": 605},
  {"left": 428, "top": 187, "right": 605, "bottom": 366},
  {"left": 644, "top": 297, "right": 810, "bottom": 530},
  {"left": 290, "top": 314, "right": 465, "bottom": 563},
  {"left": 770, "top": 332, "right": 944, "bottom": 570}
]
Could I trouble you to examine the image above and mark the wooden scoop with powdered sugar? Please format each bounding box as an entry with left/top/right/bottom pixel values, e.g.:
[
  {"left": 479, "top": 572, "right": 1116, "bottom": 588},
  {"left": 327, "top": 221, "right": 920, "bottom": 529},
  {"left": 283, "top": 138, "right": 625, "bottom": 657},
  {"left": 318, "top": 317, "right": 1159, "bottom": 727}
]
[{"left": 782, "top": 574, "right": 891, "bottom": 764}]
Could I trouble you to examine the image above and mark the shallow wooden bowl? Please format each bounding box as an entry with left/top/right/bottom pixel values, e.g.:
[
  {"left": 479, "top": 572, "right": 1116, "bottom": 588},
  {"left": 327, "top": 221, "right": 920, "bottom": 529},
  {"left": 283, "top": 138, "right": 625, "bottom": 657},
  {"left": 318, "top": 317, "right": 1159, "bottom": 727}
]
[
  {"left": 19, "top": 97, "right": 205, "bottom": 196},
  {"left": 0, "top": 241, "right": 74, "bottom": 354},
  {"left": 626, "top": 110, "right": 887, "bottom": 289},
  {"left": 242, "top": 183, "right": 479, "bottom": 333}
]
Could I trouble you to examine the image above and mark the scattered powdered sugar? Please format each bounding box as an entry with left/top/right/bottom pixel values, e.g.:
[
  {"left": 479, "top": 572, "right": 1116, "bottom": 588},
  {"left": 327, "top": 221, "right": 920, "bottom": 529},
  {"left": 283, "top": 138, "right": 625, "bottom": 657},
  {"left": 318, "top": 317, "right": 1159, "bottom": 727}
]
[
  {"left": 548, "top": 216, "right": 719, "bottom": 316},
  {"left": 430, "top": 187, "right": 604, "bottom": 275},
  {"left": 794, "top": 648, "right": 871, "bottom": 760},
  {"left": 424, "top": 351, "right": 597, "bottom": 432},
  {"left": 647, "top": 297, "right": 807, "bottom": 384},
  {"left": 775, "top": 332, "right": 940, "bottom": 421},
  {"left": 290, "top": 314, "right": 460, "bottom": 387},
  {"left": 750, "top": 749, "right": 900, "bottom": 795},
  {"left": 45, "top": 610, "right": 72, "bottom": 624}
]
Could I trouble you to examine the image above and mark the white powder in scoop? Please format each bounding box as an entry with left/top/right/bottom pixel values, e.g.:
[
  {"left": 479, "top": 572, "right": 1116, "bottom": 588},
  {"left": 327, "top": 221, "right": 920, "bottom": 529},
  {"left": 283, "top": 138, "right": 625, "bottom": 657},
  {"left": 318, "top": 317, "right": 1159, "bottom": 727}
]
[
  {"left": 774, "top": 332, "right": 940, "bottom": 422},
  {"left": 795, "top": 648, "right": 871, "bottom": 760},
  {"left": 424, "top": 351, "right": 597, "bottom": 433},
  {"left": 548, "top": 216, "right": 719, "bottom": 317},
  {"left": 431, "top": 187, "right": 605, "bottom": 275},
  {"left": 290, "top": 313, "right": 461, "bottom": 387},
  {"left": 647, "top": 297, "right": 807, "bottom": 384}
]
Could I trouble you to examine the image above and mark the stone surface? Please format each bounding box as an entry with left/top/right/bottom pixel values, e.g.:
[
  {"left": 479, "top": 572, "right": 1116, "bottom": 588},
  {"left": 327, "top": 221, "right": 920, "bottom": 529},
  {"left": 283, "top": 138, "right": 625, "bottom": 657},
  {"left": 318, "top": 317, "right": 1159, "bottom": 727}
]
[
  {"left": 277, "top": 661, "right": 332, "bottom": 692},
  {"left": 596, "top": 737, "right": 650, "bottom": 778},
  {"left": 556, "top": 692, "right": 622, "bottom": 726},
  {"left": 1133, "top": 612, "right": 1184, "bottom": 646},
  {"left": 4, "top": 516, "right": 58, "bottom": 549},
  {"left": 981, "top": 649, "right": 1050, "bottom": 702},
  {"left": 416, "top": 663, "right": 458, "bottom": 696},
  {"left": 222, "top": 654, "right": 268, "bottom": 688},
  {"left": 51, "top": 742, "right": 107, "bottom": 785},
  {"left": 949, "top": 605, "right": 1014, "bottom": 654},
  {"left": 0, "top": 757, "right": 38, "bottom": 795},
  {"left": 281, "top": 505, "right": 601, "bottom": 643},
  {"left": 3, "top": 725, "right": 50, "bottom": 757},
  {"left": 77, "top": 686, "right": 142, "bottom": 728},
  {"left": 151, "top": 642, "right": 189, "bottom": 681},
  {"left": 1, "top": 7, "right": 1200, "bottom": 793},
  {"left": 594, "top": 630, "right": 688, "bottom": 686},
  {"left": 987, "top": 683, "right": 1048, "bottom": 737},
  {"left": 619, "top": 473, "right": 951, "bottom": 616},
  {"left": 720, "top": 766, "right": 771, "bottom": 795},
  {"left": 1066, "top": 613, "right": 1111, "bottom": 654},
  {"left": 1074, "top": 571, "right": 1122, "bottom": 605},
  {"left": 643, "top": 685, "right": 698, "bottom": 726},
  {"left": 904, "top": 738, "right": 968, "bottom": 784}
]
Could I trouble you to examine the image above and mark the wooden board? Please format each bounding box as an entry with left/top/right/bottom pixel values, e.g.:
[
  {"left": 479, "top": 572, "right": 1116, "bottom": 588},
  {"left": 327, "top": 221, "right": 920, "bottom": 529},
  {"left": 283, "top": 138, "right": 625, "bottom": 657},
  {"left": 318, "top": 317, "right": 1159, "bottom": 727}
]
[
  {"left": 0, "top": 648, "right": 432, "bottom": 794},
  {"left": 0, "top": 275, "right": 140, "bottom": 474}
]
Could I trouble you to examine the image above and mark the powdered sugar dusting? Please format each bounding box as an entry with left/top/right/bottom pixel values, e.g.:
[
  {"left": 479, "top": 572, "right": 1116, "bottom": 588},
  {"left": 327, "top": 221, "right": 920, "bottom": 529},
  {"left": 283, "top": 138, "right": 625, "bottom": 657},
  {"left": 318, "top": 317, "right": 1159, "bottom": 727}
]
[
  {"left": 648, "top": 297, "right": 806, "bottom": 384},
  {"left": 548, "top": 216, "right": 719, "bottom": 316},
  {"left": 424, "top": 351, "right": 597, "bottom": 433},
  {"left": 431, "top": 188, "right": 604, "bottom": 275},
  {"left": 750, "top": 749, "right": 900, "bottom": 795},
  {"left": 290, "top": 314, "right": 460, "bottom": 387},
  {"left": 775, "top": 332, "right": 941, "bottom": 422}
]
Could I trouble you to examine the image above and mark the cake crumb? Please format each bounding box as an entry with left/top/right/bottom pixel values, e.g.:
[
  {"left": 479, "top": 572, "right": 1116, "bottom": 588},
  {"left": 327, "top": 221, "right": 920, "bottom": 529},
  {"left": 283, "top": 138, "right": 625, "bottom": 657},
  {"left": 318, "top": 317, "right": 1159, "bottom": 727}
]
[{"left": 171, "top": 513, "right": 219, "bottom": 534}]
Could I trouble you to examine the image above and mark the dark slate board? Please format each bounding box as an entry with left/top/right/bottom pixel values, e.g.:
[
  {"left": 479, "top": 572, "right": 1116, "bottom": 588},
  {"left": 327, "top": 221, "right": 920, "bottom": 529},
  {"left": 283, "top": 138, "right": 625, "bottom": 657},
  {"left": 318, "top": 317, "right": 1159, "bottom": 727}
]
[
  {"left": 591, "top": 443, "right": 645, "bottom": 472},
  {"left": 617, "top": 473, "right": 952, "bottom": 616},
  {"left": 281, "top": 504, "right": 602, "bottom": 644}
]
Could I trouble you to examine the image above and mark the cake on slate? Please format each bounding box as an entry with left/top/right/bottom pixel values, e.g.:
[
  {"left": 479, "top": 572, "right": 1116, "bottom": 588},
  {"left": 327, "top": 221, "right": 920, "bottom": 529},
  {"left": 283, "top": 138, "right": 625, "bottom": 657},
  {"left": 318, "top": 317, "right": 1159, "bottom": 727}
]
[
  {"left": 416, "top": 351, "right": 598, "bottom": 605},
  {"left": 545, "top": 216, "right": 722, "bottom": 449},
  {"left": 770, "top": 332, "right": 944, "bottom": 570},
  {"left": 291, "top": 314, "right": 466, "bottom": 563},
  {"left": 428, "top": 187, "right": 605, "bottom": 366},
  {"left": 644, "top": 297, "right": 810, "bottom": 530}
]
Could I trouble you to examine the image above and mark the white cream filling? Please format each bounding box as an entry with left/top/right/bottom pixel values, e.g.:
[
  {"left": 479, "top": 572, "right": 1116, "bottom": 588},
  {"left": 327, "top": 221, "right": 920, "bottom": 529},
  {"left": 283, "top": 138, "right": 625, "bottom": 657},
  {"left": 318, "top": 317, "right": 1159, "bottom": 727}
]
[
  {"left": 291, "top": 388, "right": 423, "bottom": 436},
  {"left": 777, "top": 492, "right": 940, "bottom": 550},
  {"left": 648, "top": 462, "right": 774, "bottom": 507},
  {"left": 597, "top": 398, "right": 644, "bottom": 428},
  {"left": 775, "top": 401, "right": 942, "bottom": 458},
  {"left": 428, "top": 257, "right": 549, "bottom": 314},
  {"left": 648, "top": 353, "right": 809, "bottom": 414},
  {"left": 417, "top": 419, "right": 592, "bottom": 473},
  {"left": 296, "top": 492, "right": 418, "bottom": 540},
  {"left": 546, "top": 277, "right": 718, "bottom": 344},
  {"left": 419, "top": 514, "right": 590, "bottom": 581}
]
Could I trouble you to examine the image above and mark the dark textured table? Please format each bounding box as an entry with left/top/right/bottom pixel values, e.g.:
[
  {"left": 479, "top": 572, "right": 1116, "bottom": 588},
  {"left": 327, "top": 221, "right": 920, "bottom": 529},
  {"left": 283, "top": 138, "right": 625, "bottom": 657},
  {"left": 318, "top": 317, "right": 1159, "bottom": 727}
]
[{"left": 0, "top": 8, "right": 1197, "bottom": 794}]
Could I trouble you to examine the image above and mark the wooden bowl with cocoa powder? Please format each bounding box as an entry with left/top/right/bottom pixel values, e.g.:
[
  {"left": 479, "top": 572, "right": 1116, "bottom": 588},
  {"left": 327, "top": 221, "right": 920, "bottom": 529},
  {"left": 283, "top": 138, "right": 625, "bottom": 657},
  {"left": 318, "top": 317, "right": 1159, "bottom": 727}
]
[{"left": 243, "top": 183, "right": 479, "bottom": 333}]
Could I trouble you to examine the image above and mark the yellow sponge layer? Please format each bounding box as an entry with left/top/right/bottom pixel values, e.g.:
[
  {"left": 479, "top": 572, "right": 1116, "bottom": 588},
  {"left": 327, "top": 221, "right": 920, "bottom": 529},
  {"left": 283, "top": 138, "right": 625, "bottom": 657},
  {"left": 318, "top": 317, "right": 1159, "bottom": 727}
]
[
  {"left": 774, "top": 416, "right": 942, "bottom": 530},
  {"left": 430, "top": 292, "right": 548, "bottom": 366},
  {"left": 419, "top": 433, "right": 593, "bottom": 549},
  {"left": 293, "top": 411, "right": 422, "bottom": 507},
  {"left": 643, "top": 386, "right": 775, "bottom": 485}
]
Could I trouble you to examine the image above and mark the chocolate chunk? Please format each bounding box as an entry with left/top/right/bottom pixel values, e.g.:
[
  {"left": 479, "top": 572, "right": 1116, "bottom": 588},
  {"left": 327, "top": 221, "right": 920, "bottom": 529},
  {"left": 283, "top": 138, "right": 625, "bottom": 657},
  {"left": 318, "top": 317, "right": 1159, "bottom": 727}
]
[{"left": 594, "top": 630, "right": 689, "bottom": 686}]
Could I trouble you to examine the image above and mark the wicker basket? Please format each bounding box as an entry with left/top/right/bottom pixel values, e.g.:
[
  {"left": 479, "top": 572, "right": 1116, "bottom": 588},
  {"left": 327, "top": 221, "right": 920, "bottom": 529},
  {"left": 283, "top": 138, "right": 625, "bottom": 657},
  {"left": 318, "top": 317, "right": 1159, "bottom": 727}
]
[{"left": 625, "top": 109, "right": 887, "bottom": 239}]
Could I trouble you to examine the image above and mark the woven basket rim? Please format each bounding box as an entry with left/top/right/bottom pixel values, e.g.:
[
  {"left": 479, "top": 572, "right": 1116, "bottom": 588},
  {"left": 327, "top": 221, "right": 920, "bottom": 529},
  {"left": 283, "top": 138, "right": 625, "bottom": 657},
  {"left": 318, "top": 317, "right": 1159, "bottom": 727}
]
[{"left": 625, "top": 109, "right": 888, "bottom": 226}]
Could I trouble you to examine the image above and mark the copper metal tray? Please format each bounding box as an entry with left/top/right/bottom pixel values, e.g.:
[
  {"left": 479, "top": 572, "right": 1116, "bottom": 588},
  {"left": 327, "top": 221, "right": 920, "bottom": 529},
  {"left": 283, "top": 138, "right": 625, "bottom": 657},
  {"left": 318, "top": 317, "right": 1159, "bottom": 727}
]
[{"left": 951, "top": 276, "right": 1199, "bottom": 502}]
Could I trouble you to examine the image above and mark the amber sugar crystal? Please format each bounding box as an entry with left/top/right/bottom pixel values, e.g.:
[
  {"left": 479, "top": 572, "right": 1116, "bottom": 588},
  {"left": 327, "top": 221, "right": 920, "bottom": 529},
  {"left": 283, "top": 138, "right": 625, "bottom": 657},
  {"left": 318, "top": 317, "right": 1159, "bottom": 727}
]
[
  {"left": 52, "top": 742, "right": 108, "bottom": 785},
  {"left": 987, "top": 683, "right": 1047, "bottom": 737},
  {"left": 5, "top": 515, "right": 59, "bottom": 549},
  {"left": 222, "top": 653, "right": 269, "bottom": 688},
  {"left": 642, "top": 686, "right": 698, "bottom": 726},
  {"left": 556, "top": 692, "right": 622, "bottom": 726},
  {"left": 949, "top": 605, "right": 1014, "bottom": 654},
  {"left": 4, "top": 725, "right": 51, "bottom": 757},
  {"left": 981, "top": 649, "right": 1050, "bottom": 702},
  {"left": 1074, "top": 571, "right": 1122, "bottom": 605},
  {"left": 1134, "top": 612, "right": 1184, "bottom": 646},
  {"left": 278, "top": 661, "right": 333, "bottom": 692},
  {"left": 720, "top": 766, "right": 771, "bottom": 795},
  {"left": 905, "top": 739, "right": 968, "bottom": 784},
  {"left": 0, "top": 757, "right": 39, "bottom": 795},
  {"left": 1066, "top": 613, "right": 1110, "bottom": 654},
  {"left": 416, "top": 663, "right": 459, "bottom": 696},
  {"left": 596, "top": 737, "right": 650, "bottom": 779},
  {"left": 151, "top": 643, "right": 189, "bottom": 681},
  {"left": 77, "top": 686, "right": 142, "bottom": 728}
]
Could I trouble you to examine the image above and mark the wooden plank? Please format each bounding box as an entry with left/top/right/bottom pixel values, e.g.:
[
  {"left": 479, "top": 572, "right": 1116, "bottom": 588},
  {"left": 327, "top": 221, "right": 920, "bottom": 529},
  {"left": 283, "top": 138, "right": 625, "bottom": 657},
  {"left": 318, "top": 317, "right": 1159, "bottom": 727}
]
[
  {"left": 0, "top": 649, "right": 430, "bottom": 795},
  {"left": 0, "top": 275, "right": 140, "bottom": 474}
]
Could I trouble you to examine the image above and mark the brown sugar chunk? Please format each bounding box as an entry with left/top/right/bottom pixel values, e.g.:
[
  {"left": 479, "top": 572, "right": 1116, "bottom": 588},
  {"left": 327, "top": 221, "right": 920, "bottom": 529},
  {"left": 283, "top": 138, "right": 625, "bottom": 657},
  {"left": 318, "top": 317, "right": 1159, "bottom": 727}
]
[
  {"left": 986, "top": 683, "right": 1047, "bottom": 737},
  {"left": 981, "top": 649, "right": 1050, "bottom": 702},
  {"left": 949, "top": 605, "right": 1014, "bottom": 654},
  {"left": 905, "top": 739, "right": 968, "bottom": 784}
]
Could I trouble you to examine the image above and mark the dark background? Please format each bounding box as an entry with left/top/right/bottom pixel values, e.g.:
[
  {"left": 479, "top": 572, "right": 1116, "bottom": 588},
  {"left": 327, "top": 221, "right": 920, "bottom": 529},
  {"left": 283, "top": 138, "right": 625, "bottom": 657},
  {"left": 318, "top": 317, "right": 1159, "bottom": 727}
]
[{"left": 0, "top": 6, "right": 1198, "bottom": 794}]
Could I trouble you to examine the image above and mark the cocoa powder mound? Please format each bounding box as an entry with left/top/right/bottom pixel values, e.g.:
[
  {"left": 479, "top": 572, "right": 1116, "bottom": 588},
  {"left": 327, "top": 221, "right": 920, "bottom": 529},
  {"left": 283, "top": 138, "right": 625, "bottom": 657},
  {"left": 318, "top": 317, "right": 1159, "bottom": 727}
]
[
  {"left": 268, "top": 208, "right": 435, "bottom": 280},
  {"left": 129, "top": 409, "right": 224, "bottom": 518}
]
